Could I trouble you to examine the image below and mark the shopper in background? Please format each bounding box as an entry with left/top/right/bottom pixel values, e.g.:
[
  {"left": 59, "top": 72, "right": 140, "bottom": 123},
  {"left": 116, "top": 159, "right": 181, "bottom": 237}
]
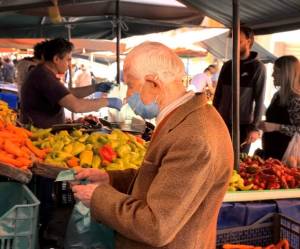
[
  {"left": 16, "top": 40, "right": 48, "bottom": 95},
  {"left": 0, "top": 57, "right": 3, "bottom": 81},
  {"left": 213, "top": 26, "right": 266, "bottom": 154},
  {"left": 72, "top": 41, "right": 233, "bottom": 249},
  {"left": 2, "top": 57, "right": 15, "bottom": 83},
  {"left": 259, "top": 55, "right": 300, "bottom": 160},
  {"left": 189, "top": 64, "right": 217, "bottom": 94},
  {"left": 73, "top": 63, "right": 92, "bottom": 87}
]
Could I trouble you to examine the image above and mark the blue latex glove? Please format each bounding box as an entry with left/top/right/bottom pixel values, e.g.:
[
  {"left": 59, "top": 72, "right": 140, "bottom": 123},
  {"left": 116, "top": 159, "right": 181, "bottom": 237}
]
[
  {"left": 107, "top": 98, "right": 122, "bottom": 111},
  {"left": 95, "top": 82, "right": 114, "bottom": 93}
]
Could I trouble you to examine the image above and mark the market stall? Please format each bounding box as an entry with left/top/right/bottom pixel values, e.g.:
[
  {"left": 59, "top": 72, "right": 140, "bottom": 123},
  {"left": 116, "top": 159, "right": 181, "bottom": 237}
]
[{"left": 0, "top": 0, "right": 300, "bottom": 249}]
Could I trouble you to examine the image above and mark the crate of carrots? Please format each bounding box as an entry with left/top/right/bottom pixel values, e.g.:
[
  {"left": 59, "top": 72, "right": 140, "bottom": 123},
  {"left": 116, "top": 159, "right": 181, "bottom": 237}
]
[
  {"left": 217, "top": 213, "right": 299, "bottom": 249},
  {"left": 0, "top": 121, "right": 49, "bottom": 183}
]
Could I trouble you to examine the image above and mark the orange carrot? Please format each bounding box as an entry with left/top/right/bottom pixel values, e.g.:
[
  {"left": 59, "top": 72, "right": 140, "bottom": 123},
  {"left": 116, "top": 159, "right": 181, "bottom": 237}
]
[
  {"left": 25, "top": 139, "right": 47, "bottom": 159},
  {"left": 4, "top": 140, "right": 23, "bottom": 157},
  {"left": 67, "top": 157, "right": 80, "bottom": 168},
  {"left": 0, "top": 155, "right": 23, "bottom": 167},
  {"left": 16, "top": 157, "right": 32, "bottom": 168}
]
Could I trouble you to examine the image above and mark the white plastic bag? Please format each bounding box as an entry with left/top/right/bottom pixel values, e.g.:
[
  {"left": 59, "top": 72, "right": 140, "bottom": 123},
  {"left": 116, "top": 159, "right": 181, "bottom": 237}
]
[{"left": 282, "top": 132, "right": 300, "bottom": 168}]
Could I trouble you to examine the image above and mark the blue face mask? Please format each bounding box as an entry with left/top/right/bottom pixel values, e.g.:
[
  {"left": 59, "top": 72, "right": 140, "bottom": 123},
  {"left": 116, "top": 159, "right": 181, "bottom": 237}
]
[{"left": 127, "top": 92, "right": 159, "bottom": 119}]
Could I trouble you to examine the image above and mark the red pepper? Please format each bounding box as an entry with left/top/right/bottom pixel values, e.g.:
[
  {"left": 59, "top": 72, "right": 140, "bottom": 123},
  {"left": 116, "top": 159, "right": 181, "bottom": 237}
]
[
  {"left": 98, "top": 144, "right": 117, "bottom": 163},
  {"left": 135, "top": 136, "right": 144, "bottom": 144}
]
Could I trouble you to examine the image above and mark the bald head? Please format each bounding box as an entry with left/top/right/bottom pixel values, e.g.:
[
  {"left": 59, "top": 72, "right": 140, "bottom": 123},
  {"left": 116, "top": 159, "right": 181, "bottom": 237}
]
[{"left": 124, "top": 42, "right": 185, "bottom": 85}]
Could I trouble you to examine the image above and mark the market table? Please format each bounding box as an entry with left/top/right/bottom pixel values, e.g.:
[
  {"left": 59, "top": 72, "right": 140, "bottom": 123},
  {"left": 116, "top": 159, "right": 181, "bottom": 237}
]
[{"left": 218, "top": 190, "right": 300, "bottom": 229}]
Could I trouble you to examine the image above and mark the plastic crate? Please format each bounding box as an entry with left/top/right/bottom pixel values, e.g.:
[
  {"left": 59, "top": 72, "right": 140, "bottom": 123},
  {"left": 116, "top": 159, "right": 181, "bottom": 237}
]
[
  {"left": 0, "top": 182, "right": 40, "bottom": 249},
  {"left": 0, "top": 92, "right": 18, "bottom": 109},
  {"left": 217, "top": 213, "right": 300, "bottom": 249},
  {"left": 54, "top": 181, "right": 75, "bottom": 207}
]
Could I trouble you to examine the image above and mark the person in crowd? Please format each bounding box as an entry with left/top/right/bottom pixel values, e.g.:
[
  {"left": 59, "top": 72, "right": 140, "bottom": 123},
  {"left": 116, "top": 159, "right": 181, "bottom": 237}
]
[
  {"left": 259, "top": 55, "right": 300, "bottom": 160},
  {"left": 72, "top": 42, "right": 233, "bottom": 249},
  {"left": 73, "top": 63, "right": 92, "bottom": 87},
  {"left": 20, "top": 37, "right": 122, "bottom": 247},
  {"left": 16, "top": 40, "right": 48, "bottom": 95},
  {"left": 0, "top": 57, "right": 3, "bottom": 81},
  {"left": 16, "top": 57, "right": 37, "bottom": 94},
  {"left": 2, "top": 57, "right": 15, "bottom": 83},
  {"left": 213, "top": 26, "right": 266, "bottom": 153},
  {"left": 189, "top": 64, "right": 217, "bottom": 94}
]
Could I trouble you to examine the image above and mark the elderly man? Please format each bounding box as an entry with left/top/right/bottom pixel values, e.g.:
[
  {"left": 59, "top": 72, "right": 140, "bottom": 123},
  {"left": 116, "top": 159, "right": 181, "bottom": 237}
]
[{"left": 72, "top": 42, "right": 233, "bottom": 249}]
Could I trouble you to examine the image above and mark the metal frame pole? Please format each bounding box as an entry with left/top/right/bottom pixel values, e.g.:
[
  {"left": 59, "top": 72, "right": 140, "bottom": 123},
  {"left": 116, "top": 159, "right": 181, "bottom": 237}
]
[
  {"left": 232, "top": 0, "right": 240, "bottom": 170},
  {"left": 116, "top": 0, "right": 121, "bottom": 85},
  {"left": 66, "top": 23, "right": 74, "bottom": 119}
]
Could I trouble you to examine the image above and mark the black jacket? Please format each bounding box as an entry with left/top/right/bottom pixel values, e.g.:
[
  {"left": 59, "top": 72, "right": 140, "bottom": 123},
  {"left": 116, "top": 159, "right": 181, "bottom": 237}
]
[{"left": 213, "top": 51, "right": 266, "bottom": 129}]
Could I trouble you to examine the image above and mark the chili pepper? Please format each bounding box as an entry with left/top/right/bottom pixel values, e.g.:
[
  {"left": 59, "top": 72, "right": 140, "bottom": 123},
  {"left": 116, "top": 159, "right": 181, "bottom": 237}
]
[{"left": 99, "top": 144, "right": 117, "bottom": 163}]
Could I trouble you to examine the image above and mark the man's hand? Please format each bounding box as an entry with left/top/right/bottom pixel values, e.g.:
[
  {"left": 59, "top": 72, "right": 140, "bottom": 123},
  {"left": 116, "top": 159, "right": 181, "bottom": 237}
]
[
  {"left": 246, "top": 130, "right": 260, "bottom": 144},
  {"left": 258, "top": 121, "right": 280, "bottom": 133},
  {"left": 95, "top": 82, "right": 114, "bottom": 93},
  {"left": 75, "top": 168, "right": 110, "bottom": 185},
  {"left": 72, "top": 184, "right": 98, "bottom": 208}
]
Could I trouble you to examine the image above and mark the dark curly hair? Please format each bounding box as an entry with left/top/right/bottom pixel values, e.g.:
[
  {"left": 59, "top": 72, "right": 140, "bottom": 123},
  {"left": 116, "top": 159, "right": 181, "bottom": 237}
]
[
  {"left": 43, "top": 38, "right": 74, "bottom": 62},
  {"left": 33, "top": 40, "right": 48, "bottom": 60}
]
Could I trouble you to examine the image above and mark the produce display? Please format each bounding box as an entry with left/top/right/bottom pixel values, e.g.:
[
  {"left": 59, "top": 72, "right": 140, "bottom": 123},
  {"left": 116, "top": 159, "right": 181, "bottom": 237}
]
[
  {"left": 0, "top": 100, "right": 16, "bottom": 124},
  {"left": 228, "top": 170, "right": 253, "bottom": 191},
  {"left": 65, "top": 114, "right": 102, "bottom": 127},
  {"left": 31, "top": 128, "right": 147, "bottom": 171},
  {"left": 228, "top": 154, "right": 300, "bottom": 191},
  {"left": 239, "top": 155, "right": 300, "bottom": 190},
  {"left": 0, "top": 121, "right": 47, "bottom": 170},
  {"left": 223, "top": 239, "right": 289, "bottom": 249}
]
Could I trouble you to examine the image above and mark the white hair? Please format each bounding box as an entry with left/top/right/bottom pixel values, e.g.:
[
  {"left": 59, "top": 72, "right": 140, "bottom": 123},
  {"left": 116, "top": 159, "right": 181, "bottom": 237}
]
[{"left": 124, "top": 42, "right": 185, "bottom": 84}]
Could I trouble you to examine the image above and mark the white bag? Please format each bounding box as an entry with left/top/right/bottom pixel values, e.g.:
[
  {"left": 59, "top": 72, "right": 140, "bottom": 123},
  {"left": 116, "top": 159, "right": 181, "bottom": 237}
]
[{"left": 282, "top": 132, "right": 300, "bottom": 168}]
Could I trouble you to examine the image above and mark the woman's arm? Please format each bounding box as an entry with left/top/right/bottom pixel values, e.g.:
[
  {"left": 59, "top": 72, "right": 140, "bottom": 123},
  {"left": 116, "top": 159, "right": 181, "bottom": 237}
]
[{"left": 280, "top": 96, "right": 300, "bottom": 136}]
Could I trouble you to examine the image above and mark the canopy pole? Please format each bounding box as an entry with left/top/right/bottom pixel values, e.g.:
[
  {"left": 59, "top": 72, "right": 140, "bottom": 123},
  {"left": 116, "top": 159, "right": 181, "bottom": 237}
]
[
  {"left": 232, "top": 0, "right": 240, "bottom": 170},
  {"left": 116, "top": 0, "right": 121, "bottom": 85},
  {"left": 66, "top": 23, "right": 74, "bottom": 120}
]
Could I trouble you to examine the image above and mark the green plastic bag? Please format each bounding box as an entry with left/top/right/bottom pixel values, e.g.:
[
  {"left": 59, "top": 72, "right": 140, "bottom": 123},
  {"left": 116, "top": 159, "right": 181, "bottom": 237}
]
[
  {"left": 64, "top": 202, "right": 115, "bottom": 249},
  {"left": 57, "top": 171, "right": 114, "bottom": 249}
]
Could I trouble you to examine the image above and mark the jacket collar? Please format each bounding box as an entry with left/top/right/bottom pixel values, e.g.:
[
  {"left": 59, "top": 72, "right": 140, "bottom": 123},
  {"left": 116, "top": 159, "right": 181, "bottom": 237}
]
[{"left": 152, "top": 93, "right": 208, "bottom": 140}]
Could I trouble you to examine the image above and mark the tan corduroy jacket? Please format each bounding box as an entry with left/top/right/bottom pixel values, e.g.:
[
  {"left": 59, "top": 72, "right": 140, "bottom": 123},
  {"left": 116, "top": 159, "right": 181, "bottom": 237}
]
[{"left": 91, "top": 93, "right": 233, "bottom": 249}]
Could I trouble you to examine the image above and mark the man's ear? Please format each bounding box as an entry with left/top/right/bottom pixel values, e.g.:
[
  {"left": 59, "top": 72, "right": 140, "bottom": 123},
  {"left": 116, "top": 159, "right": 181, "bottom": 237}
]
[
  {"left": 144, "top": 74, "right": 162, "bottom": 90},
  {"left": 53, "top": 55, "right": 60, "bottom": 64}
]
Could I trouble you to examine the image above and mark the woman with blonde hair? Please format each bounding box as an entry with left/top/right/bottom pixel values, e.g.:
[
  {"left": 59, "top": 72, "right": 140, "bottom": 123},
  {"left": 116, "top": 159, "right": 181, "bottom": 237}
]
[{"left": 259, "top": 55, "right": 300, "bottom": 159}]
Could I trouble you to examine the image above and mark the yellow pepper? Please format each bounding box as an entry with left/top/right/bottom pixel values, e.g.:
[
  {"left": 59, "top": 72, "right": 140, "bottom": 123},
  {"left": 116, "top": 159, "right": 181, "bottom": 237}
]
[
  {"left": 92, "top": 155, "right": 101, "bottom": 169},
  {"left": 80, "top": 150, "right": 93, "bottom": 167}
]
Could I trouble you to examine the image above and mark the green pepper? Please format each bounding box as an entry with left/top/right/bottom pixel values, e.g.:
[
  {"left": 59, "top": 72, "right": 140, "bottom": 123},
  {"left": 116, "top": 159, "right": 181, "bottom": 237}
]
[
  {"left": 31, "top": 128, "right": 52, "bottom": 140},
  {"left": 116, "top": 144, "right": 131, "bottom": 158},
  {"left": 78, "top": 133, "right": 89, "bottom": 143},
  {"left": 52, "top": 140, "right": 65, "bottom": 151},
  {"left": 72, "top": 129, "right": 83, "bottom": 137},
  {"left": 72, "top": 141, "right": 86, "bottom": 155}
]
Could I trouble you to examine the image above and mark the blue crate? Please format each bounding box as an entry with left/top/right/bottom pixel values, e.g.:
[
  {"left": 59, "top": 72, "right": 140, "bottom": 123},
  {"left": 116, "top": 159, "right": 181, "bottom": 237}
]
[
  {"left": 217, "top": 213, "right": 300, "bottom": 249},
  {"left": 0, "top": 92, "right": 18, "bottom": 109},
  {"left": 0, "top": 182, "right": 40, "bottom": 249}
]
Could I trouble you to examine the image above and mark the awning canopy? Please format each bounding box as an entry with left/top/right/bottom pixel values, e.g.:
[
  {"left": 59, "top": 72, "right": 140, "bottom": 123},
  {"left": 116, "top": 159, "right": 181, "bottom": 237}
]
[
  {"left": 198, "top": 32, "right": 277, "bottom": 63},
  {"left": 181, "top": 0, "right": 300, "bottom": 35},
  {"left": 0, "top": 38, "right": 126, "bottom": 53},
  {"left": 0, "top": 0, "right": 204, "bottom": 39}
]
